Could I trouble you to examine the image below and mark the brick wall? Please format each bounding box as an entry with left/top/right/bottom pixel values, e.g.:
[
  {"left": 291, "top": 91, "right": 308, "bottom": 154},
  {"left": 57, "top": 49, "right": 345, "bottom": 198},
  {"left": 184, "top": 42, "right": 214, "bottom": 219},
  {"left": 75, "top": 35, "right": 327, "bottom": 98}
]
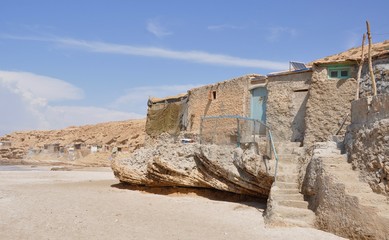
[{"left": 186, "top": 75, "right": 254, "bottom": 133}]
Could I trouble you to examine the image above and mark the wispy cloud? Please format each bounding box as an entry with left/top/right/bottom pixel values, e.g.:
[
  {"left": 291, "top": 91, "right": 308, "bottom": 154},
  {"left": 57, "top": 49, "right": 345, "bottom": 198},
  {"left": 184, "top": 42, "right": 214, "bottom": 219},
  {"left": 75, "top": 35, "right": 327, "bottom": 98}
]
[
  {"left": 146, "top": 19, "right": 172, "bottom": 38},
  {"left": 1, "top": 34, "right": 288, "bottom": 70},
  {"left": 0, "top": 71, "right": 142, "bottom": 135},
  {"left": 207, "top": 24, "right": 243, "bottom": 31},
  {"left": 267, "top": 27, "right": 297, "bottom": 42}
]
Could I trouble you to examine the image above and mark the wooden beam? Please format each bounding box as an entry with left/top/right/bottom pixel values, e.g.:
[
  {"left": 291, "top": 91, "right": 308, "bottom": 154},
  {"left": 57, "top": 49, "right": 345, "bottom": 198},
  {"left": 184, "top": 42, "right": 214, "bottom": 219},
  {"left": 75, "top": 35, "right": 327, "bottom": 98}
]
[{"left": 366, "top": 21, "right": 377, "bottom": 96}]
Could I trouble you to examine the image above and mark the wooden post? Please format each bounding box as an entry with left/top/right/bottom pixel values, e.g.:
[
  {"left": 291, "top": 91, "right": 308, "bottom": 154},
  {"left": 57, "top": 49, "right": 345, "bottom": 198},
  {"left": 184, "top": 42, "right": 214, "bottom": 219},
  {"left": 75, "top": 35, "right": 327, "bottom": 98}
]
[
  {"left": 366, "top": 21, "right": 377, "bottom": 96},
  {"left": 355, "top": 34, "right": 366, "bottom": 100}
]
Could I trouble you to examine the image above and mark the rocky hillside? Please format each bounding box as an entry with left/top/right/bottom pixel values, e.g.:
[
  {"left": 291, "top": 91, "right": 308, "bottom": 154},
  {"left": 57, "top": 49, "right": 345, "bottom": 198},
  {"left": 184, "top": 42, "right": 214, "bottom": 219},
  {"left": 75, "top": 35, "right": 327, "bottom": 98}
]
[{"left": 0, "top": 119, "right": 146, "bottom": 166}]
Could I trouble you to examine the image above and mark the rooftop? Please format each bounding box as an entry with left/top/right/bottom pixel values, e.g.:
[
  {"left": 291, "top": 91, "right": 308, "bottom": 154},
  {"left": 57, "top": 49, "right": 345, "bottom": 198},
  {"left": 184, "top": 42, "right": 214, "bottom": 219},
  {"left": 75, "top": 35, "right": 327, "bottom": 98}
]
[{"left": 312, "top": 40, "right": 389, "bottom": 65}]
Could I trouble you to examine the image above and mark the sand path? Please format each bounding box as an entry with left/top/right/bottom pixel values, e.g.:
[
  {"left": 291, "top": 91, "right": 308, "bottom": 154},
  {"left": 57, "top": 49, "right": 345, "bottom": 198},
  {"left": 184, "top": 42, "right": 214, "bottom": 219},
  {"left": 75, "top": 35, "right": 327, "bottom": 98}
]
[{"left": 0, "top": 167, "right": 345, "bottom": 240}]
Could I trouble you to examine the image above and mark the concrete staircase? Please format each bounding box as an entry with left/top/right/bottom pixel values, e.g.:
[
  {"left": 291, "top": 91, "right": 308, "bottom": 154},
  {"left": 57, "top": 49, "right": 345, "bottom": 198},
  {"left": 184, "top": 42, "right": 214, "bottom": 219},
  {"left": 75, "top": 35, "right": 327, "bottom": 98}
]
[
  {"left": 314, "top": 141, "right": 389, "bottom": 210},
  {"left": 308, "top": 141, "right": 389, "bottom": 239},
  {"left": 265, "top": 142, "right": 315, "bottom": 227}
]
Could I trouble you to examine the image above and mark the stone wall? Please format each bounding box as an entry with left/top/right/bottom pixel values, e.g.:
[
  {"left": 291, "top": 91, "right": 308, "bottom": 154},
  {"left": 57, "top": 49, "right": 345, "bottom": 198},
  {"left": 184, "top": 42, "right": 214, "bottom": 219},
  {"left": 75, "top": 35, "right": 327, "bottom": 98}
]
[
  {"left": 186, "top": 75, "right": 253, "bottom": 133},
  {"left": 359, "top": 55, "right": 389, "bottom": 97},
  {"left": 346, "top": 94, "right": 389, "bottom": 195},
  {"left": 304, "top": 65, "right": 357, "bottom": 146},
  {"left": 267, "top": 71, "right": 311, "bottom": 142}
]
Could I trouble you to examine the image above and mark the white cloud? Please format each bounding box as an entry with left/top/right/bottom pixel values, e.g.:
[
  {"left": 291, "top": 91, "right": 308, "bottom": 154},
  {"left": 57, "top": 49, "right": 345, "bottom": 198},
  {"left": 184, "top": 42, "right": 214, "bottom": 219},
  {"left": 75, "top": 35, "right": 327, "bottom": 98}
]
[
  {"left": 207, "top": 24, "right": 242, "bottom": 31},
  {"left": 1, "top": 35, "right": 289, "bottom": 70},
  {"left": 0, "top": 71, "right": 143, "bottom": 135},
  {"left": 0, "top": 70, "right": 84, "bottom": 101},
  {"left": 267, "top": 27, "right": 297, "bottom": 42},
  {"left": 146, "top": 19, "right": 172, "bottom": 38},
  {"left": 112, "top": 84, "right": 199, "bottom": 115}
]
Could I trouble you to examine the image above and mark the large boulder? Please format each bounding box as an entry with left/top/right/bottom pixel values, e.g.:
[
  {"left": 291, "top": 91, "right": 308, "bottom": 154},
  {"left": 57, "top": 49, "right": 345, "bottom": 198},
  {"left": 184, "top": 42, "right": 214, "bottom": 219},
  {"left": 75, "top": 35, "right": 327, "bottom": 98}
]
[{"left": 111, "top": 139, "right": 273, "bottom": 197}]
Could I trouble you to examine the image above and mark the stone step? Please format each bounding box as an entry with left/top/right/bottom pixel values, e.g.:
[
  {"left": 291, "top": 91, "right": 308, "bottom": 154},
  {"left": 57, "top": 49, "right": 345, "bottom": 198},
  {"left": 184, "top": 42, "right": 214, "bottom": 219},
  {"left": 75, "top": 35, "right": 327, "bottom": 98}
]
[
  {"left": 274, "top": 141, "right": 301, "bottom": 147},
  {"left": 274, "top": 181, "right": 299, "bottom": 189},
  {"left": 278, "top": 163, "right": 299, "bottom": 175},
  {"left": 276, "top": 173, "right": 299, "bottom": 182},
  {"left": 314, "top": 141, "right": 338, "bottom": 149},
  {"left": 277, "top": 154, "right": 299, "bottom": 161},
  {"left": 320, "top": 155, "right": 348, "bottom": 162},
  {"left": 291, "top": 147, "right": 305, "bottom": 156},
  {"left": 272, "top": 193, "right": 304, "bottom": 201},
  {"left": 313, "top": 148, "right": 342, "bottom": 156},
  {"left": 270, "top": 205, "right": 315, "bottom": 227},
  {"left": 272, "top": 188, "right": 300, "bottom": 195},
  {"left": 280, "top": 217, "right": 314, "bottom": 228},
  {"left": 275, "top": 146, "right": 301, "bottom": 155},
  {"left": 278, "top": 200, "right": 309, "bottom": 209},
  {"left": 354, "top": 192, "right": 389, "bottom": 206},
  {"left": 327, "top": 162, "right": 352, "bottom": 169}
]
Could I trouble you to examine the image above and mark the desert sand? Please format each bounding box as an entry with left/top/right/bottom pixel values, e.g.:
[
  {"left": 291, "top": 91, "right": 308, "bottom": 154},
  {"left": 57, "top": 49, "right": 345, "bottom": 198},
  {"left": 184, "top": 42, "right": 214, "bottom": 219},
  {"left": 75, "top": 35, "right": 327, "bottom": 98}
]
[{"left": 0, "top": 167, "right": 345, "bottom": 240}]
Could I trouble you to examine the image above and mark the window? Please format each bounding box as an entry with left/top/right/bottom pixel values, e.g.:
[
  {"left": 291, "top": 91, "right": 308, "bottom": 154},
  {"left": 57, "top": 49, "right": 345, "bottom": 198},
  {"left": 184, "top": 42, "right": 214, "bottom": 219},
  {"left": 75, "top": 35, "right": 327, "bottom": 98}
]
[
  {"left": 327, "top": 66, "right": 351, "bottom": 79},
  {"left": 212, "top": 90, "right": 217, "bottom": 100}
]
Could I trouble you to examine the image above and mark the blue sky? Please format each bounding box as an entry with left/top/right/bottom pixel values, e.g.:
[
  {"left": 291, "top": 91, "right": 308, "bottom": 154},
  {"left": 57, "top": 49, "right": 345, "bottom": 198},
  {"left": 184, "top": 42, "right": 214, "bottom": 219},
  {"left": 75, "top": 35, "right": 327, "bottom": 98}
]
[{"left": 1, "top": 0, "right": 389, "bottom": 135}]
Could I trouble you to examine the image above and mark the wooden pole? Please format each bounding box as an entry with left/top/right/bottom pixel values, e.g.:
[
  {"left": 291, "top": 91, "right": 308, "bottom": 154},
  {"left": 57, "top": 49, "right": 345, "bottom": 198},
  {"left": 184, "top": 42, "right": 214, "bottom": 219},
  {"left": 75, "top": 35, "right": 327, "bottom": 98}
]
[
  {"left": 366, "top": 21, "right": 377, "bottom": 96},
  {"left": 355, "top": 34, "right": 366, "bottom": 100}
]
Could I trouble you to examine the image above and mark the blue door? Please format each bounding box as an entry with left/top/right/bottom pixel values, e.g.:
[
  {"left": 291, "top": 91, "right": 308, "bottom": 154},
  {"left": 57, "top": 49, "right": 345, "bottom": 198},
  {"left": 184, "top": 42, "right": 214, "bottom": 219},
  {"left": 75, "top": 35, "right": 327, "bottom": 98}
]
[{"left": 251, "top": 87, "right": 268, "bottom": 123}]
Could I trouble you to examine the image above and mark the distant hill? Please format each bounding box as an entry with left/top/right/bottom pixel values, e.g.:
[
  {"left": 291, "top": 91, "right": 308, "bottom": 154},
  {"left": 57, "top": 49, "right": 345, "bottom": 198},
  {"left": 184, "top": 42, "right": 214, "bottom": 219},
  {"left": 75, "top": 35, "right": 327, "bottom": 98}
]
[{"left": 0, "top": 119, "right": 146, "bottom": 166}]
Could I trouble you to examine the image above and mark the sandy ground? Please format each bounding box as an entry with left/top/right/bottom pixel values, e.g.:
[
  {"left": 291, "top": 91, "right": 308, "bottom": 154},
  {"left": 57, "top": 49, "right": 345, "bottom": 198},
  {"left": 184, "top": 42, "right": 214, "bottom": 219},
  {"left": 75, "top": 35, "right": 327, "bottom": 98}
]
[{"left": 0, "top": 166, "right": 345, "bottom": 240}]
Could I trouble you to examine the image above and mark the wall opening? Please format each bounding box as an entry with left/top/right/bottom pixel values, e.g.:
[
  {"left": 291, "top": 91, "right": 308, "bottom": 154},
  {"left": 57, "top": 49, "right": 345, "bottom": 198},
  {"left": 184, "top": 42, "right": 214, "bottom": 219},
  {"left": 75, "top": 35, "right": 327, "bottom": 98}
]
[{"left": 212, "top": 91, "right": 217, "bottom": 100}]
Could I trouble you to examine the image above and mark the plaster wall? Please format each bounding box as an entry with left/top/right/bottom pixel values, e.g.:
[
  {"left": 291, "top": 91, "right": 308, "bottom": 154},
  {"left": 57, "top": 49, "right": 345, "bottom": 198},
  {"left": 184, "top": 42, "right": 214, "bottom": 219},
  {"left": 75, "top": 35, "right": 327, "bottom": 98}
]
[
  {"left": 266, "top": 71, "right": 311, "bottom": 142},
  {"left": 304, "top": 65, "right": 357, "bottom": 146}
]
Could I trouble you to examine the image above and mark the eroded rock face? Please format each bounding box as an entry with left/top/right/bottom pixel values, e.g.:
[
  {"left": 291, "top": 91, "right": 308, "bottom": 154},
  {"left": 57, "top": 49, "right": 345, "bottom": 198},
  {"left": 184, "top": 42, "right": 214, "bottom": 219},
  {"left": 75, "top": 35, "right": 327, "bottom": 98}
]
[
  {"left": 345, "top": 95, "right": 389, "bottom": 196},
  {"left": 111, "top": 137, "right": 273, "bottom": 197},
  {"left": 347, "top": 118, "right": 389, "bottom": 195}
]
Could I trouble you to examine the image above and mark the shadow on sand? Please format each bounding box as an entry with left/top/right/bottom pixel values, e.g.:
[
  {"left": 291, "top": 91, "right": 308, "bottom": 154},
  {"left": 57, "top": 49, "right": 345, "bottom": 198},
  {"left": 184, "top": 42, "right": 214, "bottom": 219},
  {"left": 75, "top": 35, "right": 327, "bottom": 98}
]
[{"left": 111, "top": 182, "right": 267, "bottom": 210}]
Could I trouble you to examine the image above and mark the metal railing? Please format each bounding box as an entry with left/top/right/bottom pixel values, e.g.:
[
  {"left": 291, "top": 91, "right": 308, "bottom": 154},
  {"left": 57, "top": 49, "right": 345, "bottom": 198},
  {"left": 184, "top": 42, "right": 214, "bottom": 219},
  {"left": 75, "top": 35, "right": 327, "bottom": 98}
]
[{"left": 199, "top": 115, "right": 279, "bottom": 180}]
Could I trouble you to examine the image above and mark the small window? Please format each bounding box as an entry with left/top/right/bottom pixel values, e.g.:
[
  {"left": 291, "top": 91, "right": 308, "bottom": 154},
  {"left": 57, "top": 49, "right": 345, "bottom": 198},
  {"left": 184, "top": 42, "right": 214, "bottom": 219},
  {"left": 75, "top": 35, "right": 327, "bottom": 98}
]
[
  {"left": 212, "top": 91, "right": 217, "bottom": 100},
  {"left": 330, "top": 71, "right": 338, "bottom": 78},
  {"left": 327, "top": 66, "right": 351, "bottom": 79},
  {"left": 341, "top": 70, "right": 348, "bottom": 77}
]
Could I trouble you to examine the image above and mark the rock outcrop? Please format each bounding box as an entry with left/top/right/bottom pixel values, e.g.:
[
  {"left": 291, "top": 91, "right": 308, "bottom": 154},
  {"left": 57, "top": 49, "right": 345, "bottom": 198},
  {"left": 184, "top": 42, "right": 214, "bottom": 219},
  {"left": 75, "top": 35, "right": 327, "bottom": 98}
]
[{"left": 111, "top": 135, "right": 274, "bottom": 197}]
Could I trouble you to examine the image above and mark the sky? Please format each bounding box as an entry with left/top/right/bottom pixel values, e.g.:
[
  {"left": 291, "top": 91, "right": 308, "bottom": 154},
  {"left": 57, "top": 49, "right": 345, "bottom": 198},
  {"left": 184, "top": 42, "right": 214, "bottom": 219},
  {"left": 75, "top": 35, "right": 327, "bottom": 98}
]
[{"left": 1, "top": 0, "right": 389, "bottom": 135}]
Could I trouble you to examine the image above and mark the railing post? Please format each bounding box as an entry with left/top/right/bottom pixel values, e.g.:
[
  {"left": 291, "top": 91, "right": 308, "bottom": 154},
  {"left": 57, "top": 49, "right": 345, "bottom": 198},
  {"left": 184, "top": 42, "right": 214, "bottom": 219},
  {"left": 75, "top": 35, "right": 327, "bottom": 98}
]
[
  {"left": 237, "top": 118, "right": 240, "bottom": 147},
  {"left": 199, "top": 117, "right": 203, "bottom": 144},
  {"left": 268, "top": 130, "right": 279, "bottom": 183},
  {"left": 253, "top": 120, "right": 255, "bottom": 143}
]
